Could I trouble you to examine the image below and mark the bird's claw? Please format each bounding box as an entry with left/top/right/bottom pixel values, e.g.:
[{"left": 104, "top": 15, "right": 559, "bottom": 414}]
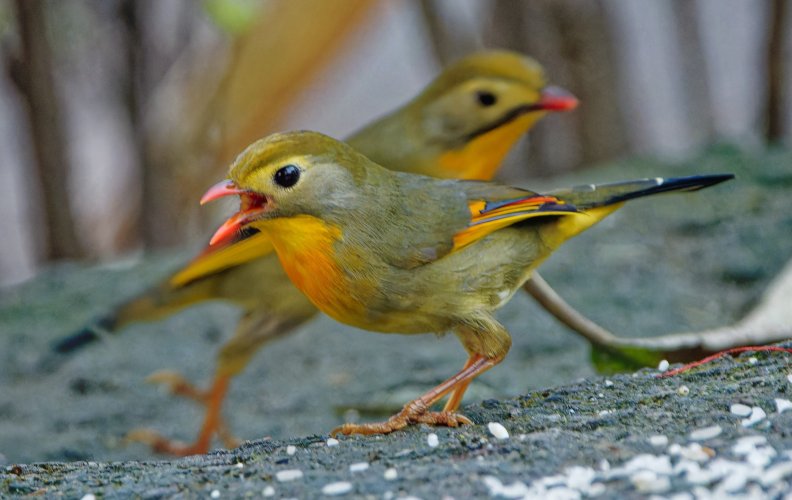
[
  {"left": 145, "top": 370, "right": 208, "bottom": 402},
  {"left": 413, "top": 411, "right": 473, "bottom": 427},
  {"left": 330, "top": 402, "right": 473, "bottom": 436}
]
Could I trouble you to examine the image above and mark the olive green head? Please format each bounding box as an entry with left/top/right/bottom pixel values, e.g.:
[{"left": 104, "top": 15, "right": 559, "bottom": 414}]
[
  {"left": 411, "top": 50, "right": 575, "bottom": 146},
  {"left": 225, "top": 131, "right": 383, "bottom": 222}
]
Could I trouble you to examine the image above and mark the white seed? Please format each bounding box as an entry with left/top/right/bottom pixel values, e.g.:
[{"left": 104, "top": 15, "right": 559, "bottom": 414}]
[
  {"left": 587, "top": 483, "right": 607, "bottom": 496},
  {"left": 730, "top": 403, "right": 752, "bottom": 416},
  {"left": 649, "top": 435, "right": 668, "bottom": 447},
  {"left": 678, "top": 443, "right": 712, "bottom": 462},
  {"left": 326, "top": 438, "right": 340, "bottom": 447},
  {"left": 760, "top": 460, "right": 792, "bottom": 486},
  {"left": 775, "top": 398, "right": 792, "bottom": 414},
  {"left": 427, "top": 433, "right": 439, "bottom": 448},
  {"left": 80, "top": 495, "right": 96, "bottom": 500},
  {"left": 622, "top": 454, "right": 673, "bottom": 474},
  {"left": 275, "top": 469, "right": 303, "bottom": 482},
  {"left": 564, "top": 465, "right": 596, "bottom": 490},
  {"left": 349, "top": 462, "right": 369, "bottom": 473},
  {"left": 210, "top": 490, "right": 220, "bottom": 499},
  {"left": 677, "top": 385, "right": 690, "bottom": 396},
  {"left": 321, "top": 481, "right": 352, "bottom": 496},
  {"left": 689, "top": 425, "right": 722, "bottom": 441},
  {"left": 262, "top": 486, "right": 275, "bottom": 497},
  {"left": 487, "top": 422, "right": 509, "bottom": 440},
  {"left": 384, "top": 468, "right": 398, "bottom": 480},
  {"left": 604, "top": 379, "right": 614, "bottom": 387},
  {"left": 741, "top": 406, "right": 767, "bottom": 427},
  {"left": 482, "top": 476, "right": 530, "bottom": 498},
  {"left": 658, "top": 360, "right": 670, "bottom": 372},
  {"left": 748, "top": 356, "right": 758, "bottom": 365},
  {"left": 286, "top": 445, "right": 297, "bottom": 455},
  {"left": 630, "top": 470, "right": 671, "bottom": 493},
  {"left": 732, "top": 435, "right": 768, "bottom": 454},
  {"left": 234, "top": 462, "right": 244, "bottom": 469}
]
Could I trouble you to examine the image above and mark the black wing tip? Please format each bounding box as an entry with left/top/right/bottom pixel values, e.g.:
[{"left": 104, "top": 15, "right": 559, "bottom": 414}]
[
  {"left": 668, "top": 173, "right": 735, "bottom": 189},
  {"left": 581, "top": 173, "right": 735, "bottom": 207}
]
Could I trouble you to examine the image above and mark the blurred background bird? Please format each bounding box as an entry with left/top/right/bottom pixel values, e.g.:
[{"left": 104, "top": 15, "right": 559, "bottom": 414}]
[{"left": 203, "top": 130, "right": 733, "bottom": 435}]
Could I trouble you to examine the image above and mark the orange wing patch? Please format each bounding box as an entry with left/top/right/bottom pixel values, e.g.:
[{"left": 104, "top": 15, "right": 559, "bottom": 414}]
[
  {"left": 453, "top": 195, "right": 578, "bottom": 250},
  {"left": 170, "top": 232, "right": 276, "bottom": 287}
]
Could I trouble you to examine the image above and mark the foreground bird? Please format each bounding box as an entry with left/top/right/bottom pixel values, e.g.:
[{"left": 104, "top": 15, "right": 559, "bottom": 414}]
[
  {"left": 52, "top": 51, "right": 580, "bottom": 454},
  {"left": 203, "top": 131, "right": 733, "bottom": 435}
]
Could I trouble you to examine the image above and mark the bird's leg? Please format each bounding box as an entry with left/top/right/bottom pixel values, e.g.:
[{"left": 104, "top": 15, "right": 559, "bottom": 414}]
[
  {"left": 331, "top": 354, "right": 496, "bottom": 436},
  {"left": 442, "top": 355, "right": 477, "bottom": 412},
  {"left": 144, "top": 369, "right": 211, "bottom": 402},
  {"left": 126, "top": 374, "right": 238, "bottom": 455}
]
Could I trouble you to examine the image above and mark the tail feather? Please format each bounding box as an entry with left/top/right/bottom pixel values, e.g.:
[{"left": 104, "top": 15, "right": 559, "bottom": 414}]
[
  {"left": 538, "top": 174, "right": 734, "bottom": 250},
  {"left": 51, "top": 314, "right": 117, "bottom": 354},
  {"left": 553, "top": 174, "right": 734, "bottom": 209},
  {"left": 48, "top": 275, "right": 219, "bottom": 360}
]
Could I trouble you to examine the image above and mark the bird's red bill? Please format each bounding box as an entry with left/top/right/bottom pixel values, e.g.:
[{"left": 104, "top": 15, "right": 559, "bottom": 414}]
[
  {"left": 537, "top": 86, "right": 579, "bottom": 111},
  {"left": 200, "top": 180, "right": 268, "bottom": 247},
  {"left": 200, "top": 180, "right": 246, "bottom": 205}
]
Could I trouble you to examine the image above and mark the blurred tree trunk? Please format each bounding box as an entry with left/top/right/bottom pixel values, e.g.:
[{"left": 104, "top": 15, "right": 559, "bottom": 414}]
[
  {"left": 417, "top": 0, "right": 477, "bottom": 66},
  {"left": 7, "top": 0, "right": 84, "bottom": 260},
  {"left": 117, "top": 0, "right": 377, "bottom": 247},
  {"left": 118, "top": 0, "right": 184, "bottom": 249},
  {"left": 765, "top": 0, "right": 788, "bottom": 143},
  {"left": 670, "top": 0, "right": 715, "bottom": 146},
  {"left": 486, "top": 0, "right": 627, "bottom": 176}
]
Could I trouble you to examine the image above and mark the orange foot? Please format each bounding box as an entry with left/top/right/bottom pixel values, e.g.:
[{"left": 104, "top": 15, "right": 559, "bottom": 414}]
[
  {"left": 125, "top": 372, "right": 239, "bottom": 456},
  {"left": 331, "top": 399, "right": 473, "bottom": 436}
]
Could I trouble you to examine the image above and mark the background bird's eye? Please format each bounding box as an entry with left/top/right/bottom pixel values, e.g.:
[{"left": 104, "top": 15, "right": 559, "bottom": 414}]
[
  {"left": 274, "top": 164, "right": 300, "bottom": 188},
  {"left": 476, "top": 91, "right": 497, "bottom": 107}
]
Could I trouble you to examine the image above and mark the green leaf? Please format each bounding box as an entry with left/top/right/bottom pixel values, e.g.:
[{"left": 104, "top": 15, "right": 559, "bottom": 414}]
[
  {"left": 590, "top": 344, "right": 666, "bottom": 374},
  {"left": 202, "top": 0, "right": 262, "bottom": 35}
]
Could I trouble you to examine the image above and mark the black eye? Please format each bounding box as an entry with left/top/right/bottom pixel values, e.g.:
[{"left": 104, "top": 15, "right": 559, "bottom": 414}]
[
  {"left": 274, "top": 164, "right": 300, "bottom": 188},
  {"left": 476, "top": 91, "right": 497, "bottom": 107}
]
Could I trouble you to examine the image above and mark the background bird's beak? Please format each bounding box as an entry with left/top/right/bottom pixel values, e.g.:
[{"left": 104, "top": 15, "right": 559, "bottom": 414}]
[{"left": 537, "top": 86, "right": 579, "bottom": 111}]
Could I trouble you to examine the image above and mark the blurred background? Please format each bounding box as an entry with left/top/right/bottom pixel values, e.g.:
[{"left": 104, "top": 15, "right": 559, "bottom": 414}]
[{"left": 0, "top": 0, "right": 789, "bottom": 286}]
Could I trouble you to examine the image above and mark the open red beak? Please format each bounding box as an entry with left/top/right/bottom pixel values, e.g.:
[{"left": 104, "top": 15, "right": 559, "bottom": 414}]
[
  {"left": 537, "top": 86, "right": 579, "bottom": 112},
  {"left": 200, "top": 180, "right": 246, "bottom": 205},
  {"left": 200, "top": 180, "right": 268, "bottom": 246}
]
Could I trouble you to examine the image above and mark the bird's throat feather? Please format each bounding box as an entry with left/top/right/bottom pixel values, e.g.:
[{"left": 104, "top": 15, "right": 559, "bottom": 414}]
[
  {"left": 437, "top": 113, "right": 538, "bottom": 180},
  {"left": 257, "top": 215, "right": 363, "bottom": 322}
]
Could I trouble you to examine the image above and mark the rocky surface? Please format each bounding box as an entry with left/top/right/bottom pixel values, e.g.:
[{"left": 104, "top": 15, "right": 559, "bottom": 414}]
[
  {"left": 2, "top": 348, "right": 792, "bottom": 498},
  {"left": 0, "top": 145, "right": 790, "bottom": 496}
]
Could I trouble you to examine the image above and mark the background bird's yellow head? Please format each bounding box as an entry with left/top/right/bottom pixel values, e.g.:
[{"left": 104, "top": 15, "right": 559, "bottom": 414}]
[
  {"left": 348, "top": 50, "right": 577, "bottom": 181},
  {"left": 416, "top": 50, "right": 557, "bottom": 143}
]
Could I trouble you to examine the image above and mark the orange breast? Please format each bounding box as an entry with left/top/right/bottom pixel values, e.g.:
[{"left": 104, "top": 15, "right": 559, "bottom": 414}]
[{"left": 259, "top": 215, "right": 365, "bottom": 323}]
